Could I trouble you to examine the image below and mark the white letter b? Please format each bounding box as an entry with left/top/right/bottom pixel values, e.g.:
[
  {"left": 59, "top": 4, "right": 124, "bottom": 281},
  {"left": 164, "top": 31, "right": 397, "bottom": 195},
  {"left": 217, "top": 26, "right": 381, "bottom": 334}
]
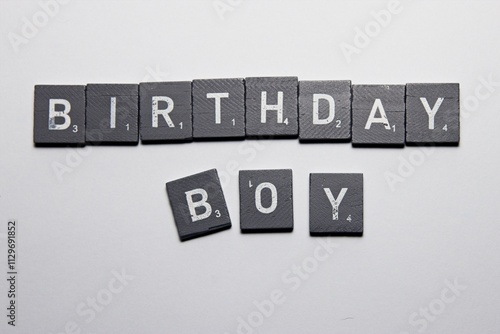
[
  {"left": 185, "top": 188, "right": 212, "bottom": 222},
  {"left": 48, "top": 99, "right": 71, "bottom": 130}
]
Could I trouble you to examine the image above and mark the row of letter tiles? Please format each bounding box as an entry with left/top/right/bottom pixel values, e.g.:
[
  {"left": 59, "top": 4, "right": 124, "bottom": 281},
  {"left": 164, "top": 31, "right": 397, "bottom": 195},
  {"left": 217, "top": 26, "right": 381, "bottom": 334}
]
[
  {"left": 165, "top": 169, "right": 363, "bottom": 241},
  {"left": 33, "top": 80, "right": 460, "bottom": 146}
]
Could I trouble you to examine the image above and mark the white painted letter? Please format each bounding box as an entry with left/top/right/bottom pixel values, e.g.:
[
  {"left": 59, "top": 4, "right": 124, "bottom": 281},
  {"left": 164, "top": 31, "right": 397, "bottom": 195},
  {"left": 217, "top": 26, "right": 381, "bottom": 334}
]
[
  {"left": 420, "top": 97, "right": 444, "bottom": 130},
  {"left": 255, "top": 182, "right": 278, "bottom": 214},
  {"left": 324, "top": 188, "right": 348, "bottom": 220},
  {"left": 152, "top": 96, "right": 174, "bottom": 128},
  {"left": 48, "top": 99, "right": 71, "bottom": 130},
  {"left": 109, "top": 97, "right": 117, "bottom": 129},
  {"left": 365, "top": 98, "right": 390, "bottom": 130},
  {"left": 185, "top": 188, "right": 212, "bottom": 222},
  {"left": 207, "top": 92, "right": 229, "bottom": 124},
  {"left": 313, "top": 94, "right": 335, "bottom": 125},
  {"left": 261, "top": 91, "right": 283, "bottom": 123}
]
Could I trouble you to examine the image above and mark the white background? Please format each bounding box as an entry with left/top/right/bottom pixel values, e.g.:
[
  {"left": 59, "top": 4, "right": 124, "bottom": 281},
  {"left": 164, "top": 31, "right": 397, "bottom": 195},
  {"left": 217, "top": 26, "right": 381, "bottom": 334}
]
[{"left": 1, "top": 0, "right": 500, "bottom": 333}]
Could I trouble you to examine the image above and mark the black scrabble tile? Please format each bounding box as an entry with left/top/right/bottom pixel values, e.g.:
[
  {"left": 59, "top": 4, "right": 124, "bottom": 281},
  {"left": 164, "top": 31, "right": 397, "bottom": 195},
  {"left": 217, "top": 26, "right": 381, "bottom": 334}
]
[
  {"left": 239, "top": 169, "right": 293, "bottom": 233},
  {"left": 352, "top": 85, "right": 405, "bottom": 147},
  {"left": 34, "top": 85, "right": 86, "bottom": 146},
  {"left": 245, "top": 77, "right": 298, "bottom": 138},
  {"left": 299, "top": 80, "right": 352, "bottom": 142},
  {"left": 406, "top": 83, "right": 460, "bottom": 145},
  {"left": 85, "top": 84, "right": 139, "bottom": 145},
  {"left": 309, "top": 173, "right": 363, "bottom": 236},
  {"left": 139, "top": 81, "right": 192, "bottom": 143},
  {"left": 166, "top": 169, "right": 232, "bottom": 241},
  {"left": 192, "top": 78, "right": 245, "bottom": 140}
]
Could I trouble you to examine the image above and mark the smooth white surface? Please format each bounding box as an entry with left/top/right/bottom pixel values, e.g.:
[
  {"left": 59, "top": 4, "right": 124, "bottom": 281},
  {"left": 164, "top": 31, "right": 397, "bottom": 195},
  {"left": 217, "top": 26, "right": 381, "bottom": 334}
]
[{"left": 1, "top": 1, "right": 500, "bottom": 333}]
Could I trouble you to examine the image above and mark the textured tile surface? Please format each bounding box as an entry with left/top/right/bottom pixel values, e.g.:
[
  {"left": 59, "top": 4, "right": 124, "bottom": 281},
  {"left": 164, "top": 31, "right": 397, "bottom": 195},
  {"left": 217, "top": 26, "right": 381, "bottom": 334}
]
[
  {"left": 192, "top": 78, "right": 245, "bottom": 139},
  {"left": 352, "top": 85, "right": 405, "bottom": 147},
  {"left": 140, "top": 81, "right": 192, "bottom": 142},
  {"left": 406, "top": 83, "right": 460, "bottom": 145},
  {"left": 166, "top": 169, "right": 231, "bottom": 241},
  {"left": 310, "top": 173, "right": 363, "bottom": 236},
  {"left": 34, "top": 85, "right": 86, "bottom": 146},
  {"left": 245, "top": 77, "right": 298, "bottom": 138},
  {"left": 239, "top": 169, "right": 293, "bottom": 232},
  {"left": 299, "top": 80, "right": 352, "bottom": 142},
  {"left": 86, "top": 84, "right": 139, "bottom": 144}
]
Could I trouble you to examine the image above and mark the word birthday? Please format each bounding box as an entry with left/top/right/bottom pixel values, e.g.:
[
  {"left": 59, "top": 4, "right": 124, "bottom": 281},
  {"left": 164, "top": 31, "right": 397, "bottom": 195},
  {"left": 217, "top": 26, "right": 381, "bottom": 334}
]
[
  {"left": 33, "top": 78, "right": 460, "bottom": 147},
  {"left": 166, "top": 169, "right": 363, "bottom": 241}
]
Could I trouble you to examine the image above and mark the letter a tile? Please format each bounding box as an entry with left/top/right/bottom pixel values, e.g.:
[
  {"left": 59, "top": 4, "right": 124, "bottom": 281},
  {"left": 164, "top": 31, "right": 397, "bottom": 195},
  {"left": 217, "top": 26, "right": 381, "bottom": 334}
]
[{"left": 352, "top": 85, "right": 405, "bottom": 147}]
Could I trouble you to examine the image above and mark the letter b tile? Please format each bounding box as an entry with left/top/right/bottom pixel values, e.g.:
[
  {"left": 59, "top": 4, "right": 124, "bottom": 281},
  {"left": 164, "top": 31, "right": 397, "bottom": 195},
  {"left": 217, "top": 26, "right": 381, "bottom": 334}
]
[
  {"left": 166, "top": 169, "right": 232, "bottom": 241},
  {"left": 34, "top": 85, "right": 86, "bottom": 146}
]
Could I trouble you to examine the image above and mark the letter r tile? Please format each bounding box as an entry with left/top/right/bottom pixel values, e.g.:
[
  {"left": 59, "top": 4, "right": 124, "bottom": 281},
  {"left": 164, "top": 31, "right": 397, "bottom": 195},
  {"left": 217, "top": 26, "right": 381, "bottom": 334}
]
[{"left": 139, "top": 81, "right": 192, "bottom": 143}]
